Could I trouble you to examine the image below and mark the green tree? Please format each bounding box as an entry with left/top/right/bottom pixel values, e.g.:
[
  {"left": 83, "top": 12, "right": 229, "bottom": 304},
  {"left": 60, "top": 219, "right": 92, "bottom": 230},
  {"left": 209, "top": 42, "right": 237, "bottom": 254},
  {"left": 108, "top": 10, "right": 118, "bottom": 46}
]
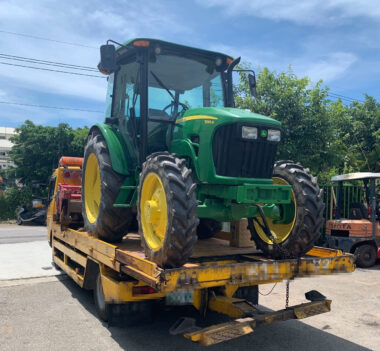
[
  {"left": 347, "top": 96, "right": 380, "bottom": 172},
  {"left": 9, "top": 121, "right": 88, "bottom": 184},
  {"left": 235, "top": 66, "right": 334, "bottom": 175},
  {"left": 0, "top": 186, "right": 33, "bottom": 220}
]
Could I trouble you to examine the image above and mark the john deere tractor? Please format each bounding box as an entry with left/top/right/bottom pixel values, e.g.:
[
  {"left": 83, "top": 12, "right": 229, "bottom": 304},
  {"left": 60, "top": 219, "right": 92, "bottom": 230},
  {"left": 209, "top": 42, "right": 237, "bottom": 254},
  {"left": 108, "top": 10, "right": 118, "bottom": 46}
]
[{"left": 82, "top": 38, "right": 324, "bottom": 267}]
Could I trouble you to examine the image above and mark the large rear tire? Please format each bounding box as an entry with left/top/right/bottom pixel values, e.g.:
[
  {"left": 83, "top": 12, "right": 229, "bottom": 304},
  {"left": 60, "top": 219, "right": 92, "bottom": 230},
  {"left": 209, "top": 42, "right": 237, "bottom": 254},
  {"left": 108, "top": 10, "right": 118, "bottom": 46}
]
[
  {"left": 137, "top": 152, "right": 199, "bottom": 268},
  {"left": 250, "top": 161, "right": 324, "bottom": 258},
  {"left": 82, "top": 130, "right": 132, "bottom": 242}
]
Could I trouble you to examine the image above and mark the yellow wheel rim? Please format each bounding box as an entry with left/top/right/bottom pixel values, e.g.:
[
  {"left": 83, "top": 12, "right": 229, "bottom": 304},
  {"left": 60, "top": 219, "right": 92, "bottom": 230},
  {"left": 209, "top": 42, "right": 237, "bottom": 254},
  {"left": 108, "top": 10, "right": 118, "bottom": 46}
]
[
  {"left": 84, "top": 153, "right": 101, "bottom": 223},
  {"left": 254, "top": 177, "right": 296, "bottom": 245},
  {"left": 140, "top": 172, "right": 168, "bottom": 251}
]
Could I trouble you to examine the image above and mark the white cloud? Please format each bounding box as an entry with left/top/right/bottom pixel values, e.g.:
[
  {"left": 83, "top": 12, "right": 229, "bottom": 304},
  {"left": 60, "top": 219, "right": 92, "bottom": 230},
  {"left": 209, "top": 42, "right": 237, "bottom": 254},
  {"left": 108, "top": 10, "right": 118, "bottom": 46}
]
[
  {"left": 297, "top": 52, "right": 357, "bottom": 82},
  {"left": 198, "top": 0, "right": 380, "bottom": 26},
  {"left": 0, "top": 89, "right": 8, "bottom": 98},
  {"left": 0, "top": 66, "right": 107, "bottom": 102},
  {"left": 0, "top": 104, "right": 103, "bottom": 127},
  {"left": 0, "top": 0, "right": 190, "bottom": 120},
  {"left": 208, "top": 42, "right": 357, "bottom": 84}
]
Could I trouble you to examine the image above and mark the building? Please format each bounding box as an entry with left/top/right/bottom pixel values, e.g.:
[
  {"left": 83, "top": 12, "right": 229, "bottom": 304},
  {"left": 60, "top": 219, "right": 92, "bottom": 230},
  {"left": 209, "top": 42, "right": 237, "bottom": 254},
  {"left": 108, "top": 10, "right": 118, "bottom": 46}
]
[{"left": 0, "top": 127, "right": 16, "bottom": 169}]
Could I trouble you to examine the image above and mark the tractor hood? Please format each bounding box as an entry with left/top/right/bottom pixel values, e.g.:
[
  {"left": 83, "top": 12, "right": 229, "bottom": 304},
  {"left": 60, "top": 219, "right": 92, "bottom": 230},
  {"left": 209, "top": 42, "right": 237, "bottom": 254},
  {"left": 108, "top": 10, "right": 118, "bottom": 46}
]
[
  {"left": 177, "top": 107, "right": 281, "bottom": 128},
  {"left": 171, "top": 106, "right": 282, "bottom": 185}
]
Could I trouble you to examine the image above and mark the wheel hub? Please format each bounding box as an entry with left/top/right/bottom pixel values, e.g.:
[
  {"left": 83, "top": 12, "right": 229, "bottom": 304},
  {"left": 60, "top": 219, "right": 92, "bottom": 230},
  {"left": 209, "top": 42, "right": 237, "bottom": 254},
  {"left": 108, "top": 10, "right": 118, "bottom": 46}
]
[
  {"left": 254, "top": 177, "right": 296, "bottom": 245},
  {"left": 144, "top": 199, "right": 161, "bottom": 224},
  {"left": 84, "top": 153, "right": 101, "bottom": 223},
  {"left": 140, "top": 172, "right": 168, "bottom": 251}
]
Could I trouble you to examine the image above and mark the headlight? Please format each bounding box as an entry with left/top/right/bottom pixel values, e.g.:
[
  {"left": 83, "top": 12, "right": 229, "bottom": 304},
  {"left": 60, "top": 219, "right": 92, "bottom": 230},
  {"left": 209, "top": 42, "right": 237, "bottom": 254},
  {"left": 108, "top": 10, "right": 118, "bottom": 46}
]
[
  {"left": 268, "top": 129, "right": 281, "bottom": 142},
  {"left": 242, "top": 126, "right": 258, "bottom": 139}
]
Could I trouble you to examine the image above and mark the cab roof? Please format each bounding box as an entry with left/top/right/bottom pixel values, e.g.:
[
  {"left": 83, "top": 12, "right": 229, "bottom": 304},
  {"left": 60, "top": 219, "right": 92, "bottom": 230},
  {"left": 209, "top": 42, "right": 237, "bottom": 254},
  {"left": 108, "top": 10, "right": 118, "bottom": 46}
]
[
  {"left": 115, "top": 38, "right": 233, "bottom": 63},
  {"left": 331, "top": 172, "right": 380, "bottom": 182}
]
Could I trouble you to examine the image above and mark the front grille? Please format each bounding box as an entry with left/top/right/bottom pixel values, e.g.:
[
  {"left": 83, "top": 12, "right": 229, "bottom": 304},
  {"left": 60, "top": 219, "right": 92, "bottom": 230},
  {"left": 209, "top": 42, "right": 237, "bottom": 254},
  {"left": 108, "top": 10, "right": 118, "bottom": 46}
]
[{"left": 212, "top": 123, "right": 278, "bottom": 179}]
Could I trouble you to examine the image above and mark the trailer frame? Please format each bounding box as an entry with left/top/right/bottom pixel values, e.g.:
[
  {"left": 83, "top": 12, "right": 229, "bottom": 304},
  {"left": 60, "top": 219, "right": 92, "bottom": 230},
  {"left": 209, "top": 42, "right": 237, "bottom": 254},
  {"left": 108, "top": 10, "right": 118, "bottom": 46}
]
[{"left": 50, "top": 222, "right": 355, "bottom": 345}]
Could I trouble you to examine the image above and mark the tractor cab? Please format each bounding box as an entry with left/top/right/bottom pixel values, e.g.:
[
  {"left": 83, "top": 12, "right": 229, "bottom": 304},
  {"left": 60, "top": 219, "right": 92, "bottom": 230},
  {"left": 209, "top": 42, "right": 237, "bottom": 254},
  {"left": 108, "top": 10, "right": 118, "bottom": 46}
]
[
  {"left": 326, "top": 172, "right": 380, "bottom": 267},
  {"left": 98, "top": 38, "right": 261, "bottom": 165}
]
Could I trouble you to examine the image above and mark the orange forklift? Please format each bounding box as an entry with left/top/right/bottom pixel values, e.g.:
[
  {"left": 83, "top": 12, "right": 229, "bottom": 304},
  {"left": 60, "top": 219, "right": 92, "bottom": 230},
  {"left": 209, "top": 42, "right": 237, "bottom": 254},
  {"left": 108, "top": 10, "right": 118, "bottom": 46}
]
[{"left": 326, "top": 173, "right": 380, "bottom": 267}]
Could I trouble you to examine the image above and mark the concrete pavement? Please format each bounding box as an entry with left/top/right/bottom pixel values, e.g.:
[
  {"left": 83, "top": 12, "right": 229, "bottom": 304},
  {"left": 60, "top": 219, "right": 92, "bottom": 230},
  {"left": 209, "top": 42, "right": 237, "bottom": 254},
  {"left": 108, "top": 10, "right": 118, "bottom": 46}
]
[
  {"left": 0, "top": 240, "right": 62, "bottom": 280},
  {"left": 1, "top": 274, "right": 378, "bottom": 351},
  {"left": 0, "top": 224, "right": 61, "bottom": 280},
  {"left": 0, "top": 224, "right": 379, "bottom": 350},
  {"left": 0, "top": 224, "right": 46, "bottom": 244}
]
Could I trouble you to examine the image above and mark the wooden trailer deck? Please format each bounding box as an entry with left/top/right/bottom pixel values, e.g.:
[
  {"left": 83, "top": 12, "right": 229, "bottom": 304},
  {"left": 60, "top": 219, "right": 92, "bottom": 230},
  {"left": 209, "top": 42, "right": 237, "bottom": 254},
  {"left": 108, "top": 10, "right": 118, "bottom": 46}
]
[{"left": 51, "top": 223, "right": 355, "bottom": 293}]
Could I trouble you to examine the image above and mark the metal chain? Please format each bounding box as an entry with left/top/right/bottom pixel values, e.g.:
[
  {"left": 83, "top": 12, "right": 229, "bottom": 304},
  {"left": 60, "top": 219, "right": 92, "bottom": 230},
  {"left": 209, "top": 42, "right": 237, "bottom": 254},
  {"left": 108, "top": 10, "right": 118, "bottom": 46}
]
[
  {"left": 248, "top": 211, "right": 291, "bottom": 259},
  {"left": 285, "top": 280, "right": 290, "bottom": 309}
]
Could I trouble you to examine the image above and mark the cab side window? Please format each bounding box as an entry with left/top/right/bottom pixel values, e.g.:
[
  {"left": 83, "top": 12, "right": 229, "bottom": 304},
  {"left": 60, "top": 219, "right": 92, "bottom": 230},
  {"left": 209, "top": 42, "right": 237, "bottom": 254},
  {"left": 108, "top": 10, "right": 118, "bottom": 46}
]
[{"left": 112, "top": 61, "right": 141, "bottom": 120}]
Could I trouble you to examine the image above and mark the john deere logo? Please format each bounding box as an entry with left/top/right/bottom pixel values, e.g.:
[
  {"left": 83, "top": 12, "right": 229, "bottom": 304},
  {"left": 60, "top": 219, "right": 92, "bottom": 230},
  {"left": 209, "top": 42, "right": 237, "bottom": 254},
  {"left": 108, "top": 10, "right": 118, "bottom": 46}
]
[{"left": 260, "top": 130, "right": 267, "bottom": 138}]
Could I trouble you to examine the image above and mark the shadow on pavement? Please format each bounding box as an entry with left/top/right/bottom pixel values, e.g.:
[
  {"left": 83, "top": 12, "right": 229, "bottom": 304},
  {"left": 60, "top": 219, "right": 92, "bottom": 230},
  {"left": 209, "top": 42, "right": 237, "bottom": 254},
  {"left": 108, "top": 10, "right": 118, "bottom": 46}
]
[{"left": 59, "top": 277, "right": 372, "bottom": 351}]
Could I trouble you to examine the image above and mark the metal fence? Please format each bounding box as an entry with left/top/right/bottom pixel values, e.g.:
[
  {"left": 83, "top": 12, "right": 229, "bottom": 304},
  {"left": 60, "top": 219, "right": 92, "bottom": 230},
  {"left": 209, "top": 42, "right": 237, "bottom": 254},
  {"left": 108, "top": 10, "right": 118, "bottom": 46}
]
[{"left": 321, "top": 184, "right": 363, "bottom": 221}]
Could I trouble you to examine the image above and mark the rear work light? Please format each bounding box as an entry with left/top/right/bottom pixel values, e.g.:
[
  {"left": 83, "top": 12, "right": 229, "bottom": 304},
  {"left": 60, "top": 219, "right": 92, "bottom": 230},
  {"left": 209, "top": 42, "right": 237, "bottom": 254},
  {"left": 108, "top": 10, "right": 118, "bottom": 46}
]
[
  {"left": 132, "top": 286, "right": 156, "bottom": 295},
  {"left": 133, "top": 40, "right": 150, "bottom": 47}
]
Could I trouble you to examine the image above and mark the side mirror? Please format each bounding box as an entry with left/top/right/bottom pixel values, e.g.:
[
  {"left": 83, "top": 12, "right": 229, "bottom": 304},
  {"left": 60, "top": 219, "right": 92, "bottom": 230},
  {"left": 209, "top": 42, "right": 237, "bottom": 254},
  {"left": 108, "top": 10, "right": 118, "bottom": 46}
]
[
  {"left": 248, "top": 73, "right": 257, "bottom": 98},
  {"left": 98, "top": 44, "right": 117, "bottom": 74}
]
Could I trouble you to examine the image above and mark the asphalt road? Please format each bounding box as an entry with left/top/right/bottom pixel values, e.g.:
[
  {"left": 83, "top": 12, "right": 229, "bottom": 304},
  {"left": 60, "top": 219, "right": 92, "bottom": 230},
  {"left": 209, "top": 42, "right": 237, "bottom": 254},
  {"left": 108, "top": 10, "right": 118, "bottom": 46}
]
[
  {"left": 0, "top": 224, "right": 379, "bottom": 350},
  {"left": 0, "top": 224, "right": 46, "bottom": 244}
]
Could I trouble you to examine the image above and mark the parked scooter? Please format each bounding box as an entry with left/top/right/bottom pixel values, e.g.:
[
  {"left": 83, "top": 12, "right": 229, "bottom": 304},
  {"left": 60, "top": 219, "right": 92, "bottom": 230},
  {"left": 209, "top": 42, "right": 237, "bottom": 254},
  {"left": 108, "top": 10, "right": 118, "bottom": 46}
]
[{"left": 16, "top": 199, "right": 46, "bottom": 225}]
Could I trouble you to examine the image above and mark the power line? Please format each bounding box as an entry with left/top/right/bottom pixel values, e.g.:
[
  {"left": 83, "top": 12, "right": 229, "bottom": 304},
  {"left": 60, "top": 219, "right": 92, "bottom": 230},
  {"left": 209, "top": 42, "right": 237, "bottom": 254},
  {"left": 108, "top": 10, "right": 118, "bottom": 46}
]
[
  {"left": 329, "top": 92, "right": 356, "bottom": 101},
  {"left": 0, "top": 47, "right": 369, "bottom": 104},
  {"left": 0, "top": 61, "right": 105, "bottom": 78},
  {"left": 0, "top": 100, "right": 103, "bottom": 113},
  {"left": 0, "top": 29, "right": 375, "bottom": 103},
  {"left": 328, "top": 92, "right": 364, "bottom": 104},
  {"left": 0, "top": 53, "right": 98, "bottom": 72},
  {"left": 0, "top": 29, "right": 98, "bottom": 49}
]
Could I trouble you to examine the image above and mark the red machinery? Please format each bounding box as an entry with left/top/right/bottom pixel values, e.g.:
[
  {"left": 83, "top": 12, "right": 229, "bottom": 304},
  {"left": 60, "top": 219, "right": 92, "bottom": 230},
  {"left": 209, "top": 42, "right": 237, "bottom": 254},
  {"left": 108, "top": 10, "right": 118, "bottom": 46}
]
[{"left": 53, "top": 157, "right": 83, "bottom": 227}]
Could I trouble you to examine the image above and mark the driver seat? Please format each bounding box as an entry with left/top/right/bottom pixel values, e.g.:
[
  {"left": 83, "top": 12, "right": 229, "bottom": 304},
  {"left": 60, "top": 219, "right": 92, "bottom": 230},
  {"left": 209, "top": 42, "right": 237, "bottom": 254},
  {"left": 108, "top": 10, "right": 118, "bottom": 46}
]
[
  {"left": 349, "top": 202, "right": 368, "bottom": 220},
  {"left": 147, "top": 109, "right": 171, "bottom": 154}
]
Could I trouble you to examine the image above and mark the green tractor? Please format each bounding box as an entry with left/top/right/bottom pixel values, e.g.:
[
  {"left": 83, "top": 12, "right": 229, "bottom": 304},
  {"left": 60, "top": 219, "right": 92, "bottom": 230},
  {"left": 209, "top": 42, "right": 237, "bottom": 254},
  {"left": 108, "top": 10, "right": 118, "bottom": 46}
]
[{"left": 82, "top": 38, "right": 324, "bottom": 268}]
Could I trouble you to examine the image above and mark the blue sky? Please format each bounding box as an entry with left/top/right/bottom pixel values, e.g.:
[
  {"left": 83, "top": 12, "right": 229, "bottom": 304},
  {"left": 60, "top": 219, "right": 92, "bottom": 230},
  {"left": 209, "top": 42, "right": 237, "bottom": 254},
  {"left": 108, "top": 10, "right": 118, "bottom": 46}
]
[{"left": 0, "top": 0, "right": 379, "bottom": 128}]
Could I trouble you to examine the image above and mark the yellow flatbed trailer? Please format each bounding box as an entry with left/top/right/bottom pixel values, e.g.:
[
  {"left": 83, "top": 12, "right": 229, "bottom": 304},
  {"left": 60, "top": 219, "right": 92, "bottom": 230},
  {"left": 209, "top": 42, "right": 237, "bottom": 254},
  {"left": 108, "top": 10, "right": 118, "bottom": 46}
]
[{"left": 50, "top": 222, "right": 355, "bottom": 346}]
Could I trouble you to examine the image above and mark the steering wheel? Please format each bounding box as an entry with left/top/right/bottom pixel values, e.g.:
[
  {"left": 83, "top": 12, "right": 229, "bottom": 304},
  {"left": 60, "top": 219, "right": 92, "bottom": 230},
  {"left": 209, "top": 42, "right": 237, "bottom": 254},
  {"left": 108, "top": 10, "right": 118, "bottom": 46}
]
[{"left": 163, "top": 101, "right": 189, "bottom": 121}]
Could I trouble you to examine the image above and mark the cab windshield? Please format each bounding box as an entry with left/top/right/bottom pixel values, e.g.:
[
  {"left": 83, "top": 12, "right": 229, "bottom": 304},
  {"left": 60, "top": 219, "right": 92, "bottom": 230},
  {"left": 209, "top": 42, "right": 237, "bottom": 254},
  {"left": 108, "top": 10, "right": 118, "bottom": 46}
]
[{"left": 148, "top": 54, "right": 224, "bottom": 122}]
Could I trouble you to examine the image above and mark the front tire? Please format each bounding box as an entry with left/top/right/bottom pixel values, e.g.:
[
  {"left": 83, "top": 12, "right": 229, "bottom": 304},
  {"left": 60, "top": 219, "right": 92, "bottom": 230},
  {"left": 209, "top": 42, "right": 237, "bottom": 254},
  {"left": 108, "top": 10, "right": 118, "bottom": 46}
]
[
  {"left": 82, "top": 130, "right": 132, "bottom": 242},
  {"left": 355, "top": 244, "right": 377, "bottom": 268},
  {"left": 137, "top": 152, "right": 199, "bottom": 268},
  {"left": 250, "top": 161, "right": 324, "bottom": 258}
]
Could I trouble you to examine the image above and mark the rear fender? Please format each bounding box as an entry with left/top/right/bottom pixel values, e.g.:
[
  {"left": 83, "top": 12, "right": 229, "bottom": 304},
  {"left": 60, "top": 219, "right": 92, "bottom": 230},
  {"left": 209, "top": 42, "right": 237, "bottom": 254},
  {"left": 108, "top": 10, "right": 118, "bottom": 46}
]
[{"left": 89, "top": 124, "right": 129, "bottom": 175}]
